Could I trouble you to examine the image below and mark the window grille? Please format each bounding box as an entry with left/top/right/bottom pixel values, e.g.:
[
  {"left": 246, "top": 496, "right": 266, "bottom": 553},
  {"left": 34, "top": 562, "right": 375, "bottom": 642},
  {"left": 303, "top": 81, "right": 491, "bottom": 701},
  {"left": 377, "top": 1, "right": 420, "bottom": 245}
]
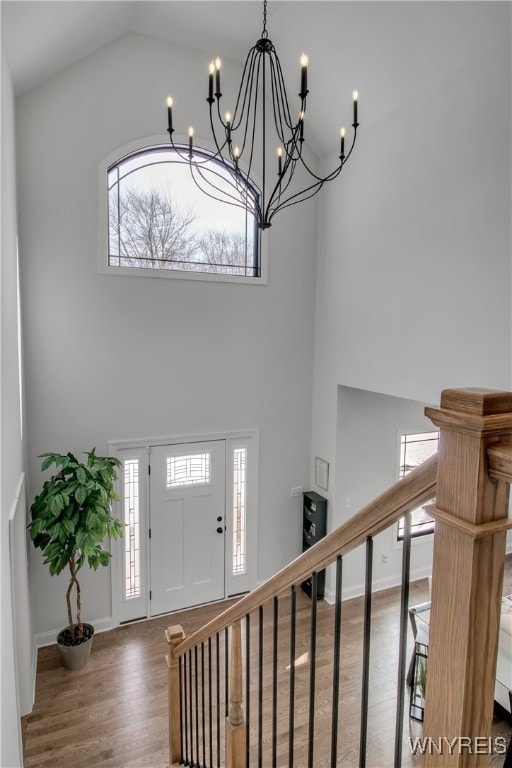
[
  {"left": 232, "top": 447, "right": 247, "bottom": 575},
  {"left": 107, "top": 145, "right": 260, "bottom": 278},
  {"left": 124, "top": 459, "right": 141, "bottom": 600},
  {"left": 397, "top": 431, "right": 439, "bottom": 539},
  {"left": 167, "top": 453, "right": 211, "bottom": 488}
]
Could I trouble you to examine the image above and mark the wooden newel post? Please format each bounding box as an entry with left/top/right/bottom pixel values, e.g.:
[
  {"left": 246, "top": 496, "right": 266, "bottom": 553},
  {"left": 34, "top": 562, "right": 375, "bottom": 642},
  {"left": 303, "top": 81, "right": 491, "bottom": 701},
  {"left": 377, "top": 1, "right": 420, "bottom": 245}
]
[
  {"left": 226, "top": 620, "right": 247, "bottom": 768},
  {"left": 166, "top": 624, "right": 185, "bottom": 767},
  {"left": 423, "top": 389, "right": 512, "bottom": 767}
]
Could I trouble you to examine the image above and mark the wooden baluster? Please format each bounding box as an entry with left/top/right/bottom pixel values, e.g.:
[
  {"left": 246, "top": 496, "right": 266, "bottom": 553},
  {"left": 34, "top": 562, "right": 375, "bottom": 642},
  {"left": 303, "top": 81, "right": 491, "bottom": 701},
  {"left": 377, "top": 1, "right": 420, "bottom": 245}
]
[
  {"left": 166, "top": 624, "right": 186, "bottom": 766},
  {"left": 423, "top": 389, "right": 512, "bottom": 767},
  {"left": 226, "top": 620, "right": 247, "bottom": 768}
]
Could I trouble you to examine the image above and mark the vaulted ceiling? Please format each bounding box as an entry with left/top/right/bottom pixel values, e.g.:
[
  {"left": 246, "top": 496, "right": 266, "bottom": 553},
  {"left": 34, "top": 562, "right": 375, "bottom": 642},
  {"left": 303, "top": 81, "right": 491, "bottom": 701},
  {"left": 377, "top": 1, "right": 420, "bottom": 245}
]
[{"left": 2, "top": 1, "right": 509, "bottom": 156}]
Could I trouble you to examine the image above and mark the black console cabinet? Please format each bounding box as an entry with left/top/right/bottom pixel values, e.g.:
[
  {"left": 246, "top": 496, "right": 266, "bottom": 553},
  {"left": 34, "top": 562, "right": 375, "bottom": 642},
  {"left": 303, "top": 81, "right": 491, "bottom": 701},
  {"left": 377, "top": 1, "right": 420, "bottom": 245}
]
[{"left": 301, "top": 491, "right": 327, "bottom": 599}]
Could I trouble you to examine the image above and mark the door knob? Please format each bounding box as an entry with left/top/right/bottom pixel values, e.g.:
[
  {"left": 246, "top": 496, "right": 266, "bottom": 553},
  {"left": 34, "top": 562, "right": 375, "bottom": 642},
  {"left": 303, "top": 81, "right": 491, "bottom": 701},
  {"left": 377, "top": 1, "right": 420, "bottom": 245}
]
[{"left": 216, "top": 527, "right": 223, "bottom": 534}]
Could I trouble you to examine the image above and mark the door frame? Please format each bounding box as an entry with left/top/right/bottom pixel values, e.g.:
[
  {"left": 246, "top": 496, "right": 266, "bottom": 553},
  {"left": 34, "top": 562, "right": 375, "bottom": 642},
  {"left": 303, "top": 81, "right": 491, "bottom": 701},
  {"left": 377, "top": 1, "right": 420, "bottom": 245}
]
[{"left": 108, "top": 429, "right": 259, "bottom": 626}]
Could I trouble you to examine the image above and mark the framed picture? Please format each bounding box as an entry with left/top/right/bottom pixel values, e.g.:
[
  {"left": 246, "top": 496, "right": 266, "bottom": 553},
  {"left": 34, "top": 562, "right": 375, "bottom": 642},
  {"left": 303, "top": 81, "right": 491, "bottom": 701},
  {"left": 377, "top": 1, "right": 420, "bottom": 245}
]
[{"left": 315, "top": 457, "right": 329, "bottom": 491}]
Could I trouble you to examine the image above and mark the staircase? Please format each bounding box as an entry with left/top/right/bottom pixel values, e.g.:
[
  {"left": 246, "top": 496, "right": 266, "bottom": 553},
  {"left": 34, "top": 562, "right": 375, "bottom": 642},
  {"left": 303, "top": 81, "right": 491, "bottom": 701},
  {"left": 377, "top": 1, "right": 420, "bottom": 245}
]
[{"left": 165, "top": 388, "right": 512, "bottom": 767}]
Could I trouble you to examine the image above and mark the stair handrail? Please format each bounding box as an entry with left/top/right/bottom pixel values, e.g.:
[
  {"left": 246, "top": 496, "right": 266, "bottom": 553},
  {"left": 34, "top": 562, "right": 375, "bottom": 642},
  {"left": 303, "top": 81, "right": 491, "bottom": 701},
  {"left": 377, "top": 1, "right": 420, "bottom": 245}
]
[{"left": 174, "top": 452, "right": 438, "bottom": 658}]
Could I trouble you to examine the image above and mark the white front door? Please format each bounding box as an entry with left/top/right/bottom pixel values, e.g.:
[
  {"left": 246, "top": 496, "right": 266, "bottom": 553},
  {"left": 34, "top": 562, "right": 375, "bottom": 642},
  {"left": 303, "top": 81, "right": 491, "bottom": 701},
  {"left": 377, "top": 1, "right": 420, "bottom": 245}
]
[{"left": 149, "top": 441, "right": 226, "bottom": 615}]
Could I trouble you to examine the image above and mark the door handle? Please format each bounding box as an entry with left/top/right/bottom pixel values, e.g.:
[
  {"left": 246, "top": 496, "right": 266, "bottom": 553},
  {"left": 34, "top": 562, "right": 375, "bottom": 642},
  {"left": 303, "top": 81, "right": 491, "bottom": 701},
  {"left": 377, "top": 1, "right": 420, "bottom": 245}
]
[{"left": 216, "top": 527, "right": 223, "bottom": 534}]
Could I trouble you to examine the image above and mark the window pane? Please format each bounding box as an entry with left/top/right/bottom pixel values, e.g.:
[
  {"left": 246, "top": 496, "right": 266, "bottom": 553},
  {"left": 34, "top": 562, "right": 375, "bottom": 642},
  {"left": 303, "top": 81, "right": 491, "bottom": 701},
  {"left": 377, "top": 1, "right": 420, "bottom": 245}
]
[
  {"left": 167, "top": 453, "right": 211, "bottom": 487},
  {"left": 107, "top": 145, "right": 260, "bottom": 278},
  {"left": 124, "top": 459, "right": 141, "bottom": 600},
  {"left": 399, "top": 432, "right": 439, "bottom": 478},
  {"left": 398, "top": 431, "right": 439, "bottom": 539},
  {"left": 232, "top": 448, "right": 247, "bottom": 576}
]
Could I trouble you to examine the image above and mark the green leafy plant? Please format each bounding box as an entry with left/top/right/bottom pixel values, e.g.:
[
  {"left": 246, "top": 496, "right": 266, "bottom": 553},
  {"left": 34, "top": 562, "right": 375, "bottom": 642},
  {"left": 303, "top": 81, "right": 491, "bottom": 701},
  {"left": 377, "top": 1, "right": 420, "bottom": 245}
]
[
  {"left": 417, "top": 656, "right": 428, "bottom": 699},
  {"left": 29, "top": 449, "right": 124, "bottom": 642}
]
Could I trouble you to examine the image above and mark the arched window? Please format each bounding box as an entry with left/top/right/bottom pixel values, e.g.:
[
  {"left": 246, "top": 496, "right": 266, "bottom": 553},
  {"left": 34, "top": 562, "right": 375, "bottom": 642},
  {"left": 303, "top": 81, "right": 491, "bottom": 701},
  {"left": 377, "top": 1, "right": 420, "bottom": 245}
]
[{"left": 105, "top": 144, "right": 261, "bottom": 281}]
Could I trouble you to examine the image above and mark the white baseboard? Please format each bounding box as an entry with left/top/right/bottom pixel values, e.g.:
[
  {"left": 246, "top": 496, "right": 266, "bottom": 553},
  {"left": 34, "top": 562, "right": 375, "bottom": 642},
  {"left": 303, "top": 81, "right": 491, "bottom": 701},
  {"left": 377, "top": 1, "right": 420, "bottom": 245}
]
[
  {"left": 259, "top": 547, "right": 512, "bottom": 606},
  {"left": 323, "top": 565, "right": 432, "bottom": 605},
  {"left": 34, "top": 616, "right": 115, "bottom": 650},
  {"left": 31, "top": 639, "right": 37, "bottom": 708}
]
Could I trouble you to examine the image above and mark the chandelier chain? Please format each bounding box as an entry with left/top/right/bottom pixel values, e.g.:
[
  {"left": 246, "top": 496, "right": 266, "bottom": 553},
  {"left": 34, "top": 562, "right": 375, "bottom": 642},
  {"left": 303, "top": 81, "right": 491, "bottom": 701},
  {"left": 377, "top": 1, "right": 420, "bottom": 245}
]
[{"left": 262, "top": 0, "right": 268, "bottom": 38}]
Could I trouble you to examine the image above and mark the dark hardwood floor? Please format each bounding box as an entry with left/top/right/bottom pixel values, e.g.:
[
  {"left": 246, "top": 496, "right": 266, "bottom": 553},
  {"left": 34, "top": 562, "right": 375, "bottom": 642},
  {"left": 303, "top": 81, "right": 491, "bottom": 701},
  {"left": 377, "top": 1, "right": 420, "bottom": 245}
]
[{"left": 22, "top": 555, "right": 512, "bottom": 767}]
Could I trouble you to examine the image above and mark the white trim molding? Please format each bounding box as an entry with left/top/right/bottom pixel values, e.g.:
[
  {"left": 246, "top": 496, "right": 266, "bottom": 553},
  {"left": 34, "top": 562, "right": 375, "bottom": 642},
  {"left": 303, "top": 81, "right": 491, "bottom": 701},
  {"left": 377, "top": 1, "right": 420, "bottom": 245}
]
[{"left": 108, "top": 428, "right": 259, "bottom": 627}]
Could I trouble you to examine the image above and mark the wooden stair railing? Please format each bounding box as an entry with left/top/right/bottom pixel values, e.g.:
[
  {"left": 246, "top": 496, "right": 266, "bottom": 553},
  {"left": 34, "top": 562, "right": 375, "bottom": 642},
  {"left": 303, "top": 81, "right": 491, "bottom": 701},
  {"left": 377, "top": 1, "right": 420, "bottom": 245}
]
[
  {"left": 170, "top": 453, "right": 438, "bottom": 654},
  {"left": 165, "top": 388, "right": 512, "bottom": 768},
  {"left": 422, "top": 389, "right": 512, "bottom": 768},
  {"left": 165, "top": 447, "right": 437, "bottom": 767}
]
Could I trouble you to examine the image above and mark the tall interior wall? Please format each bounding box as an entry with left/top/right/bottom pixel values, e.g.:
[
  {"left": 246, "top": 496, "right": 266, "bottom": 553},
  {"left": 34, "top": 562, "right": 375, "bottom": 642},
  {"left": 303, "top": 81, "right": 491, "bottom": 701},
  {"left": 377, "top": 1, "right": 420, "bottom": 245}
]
[
  {"left": 310, "top": 19, "right": 512, "bottom": 586},
  {"left": 1, "top": 50, "right": 32, "bottom": 768},
  {"left": 16, "top": 32, "right": 318, "bottom": 641}
]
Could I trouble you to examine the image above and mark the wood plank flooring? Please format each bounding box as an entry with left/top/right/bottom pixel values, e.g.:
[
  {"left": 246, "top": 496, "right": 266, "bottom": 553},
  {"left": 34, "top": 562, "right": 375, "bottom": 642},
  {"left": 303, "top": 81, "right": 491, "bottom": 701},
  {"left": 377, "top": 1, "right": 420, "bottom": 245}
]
[{"left": 22, "top": 556, "right": 512, "bottom": 767}]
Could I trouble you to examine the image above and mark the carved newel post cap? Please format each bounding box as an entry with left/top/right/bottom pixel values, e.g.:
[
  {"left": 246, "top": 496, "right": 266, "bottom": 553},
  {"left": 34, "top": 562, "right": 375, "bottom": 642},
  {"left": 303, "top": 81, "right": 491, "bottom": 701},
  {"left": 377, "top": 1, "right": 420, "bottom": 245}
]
[{"left": 439, "top": 388, "right": 512, "bottom": 416}]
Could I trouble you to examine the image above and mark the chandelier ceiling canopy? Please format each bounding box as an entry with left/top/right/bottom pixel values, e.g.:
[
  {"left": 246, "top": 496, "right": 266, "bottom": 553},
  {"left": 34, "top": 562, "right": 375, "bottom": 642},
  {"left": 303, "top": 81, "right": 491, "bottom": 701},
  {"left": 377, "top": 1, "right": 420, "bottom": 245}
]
[{"left": 165, "top": 0, "right": 359, "bottom": 230}]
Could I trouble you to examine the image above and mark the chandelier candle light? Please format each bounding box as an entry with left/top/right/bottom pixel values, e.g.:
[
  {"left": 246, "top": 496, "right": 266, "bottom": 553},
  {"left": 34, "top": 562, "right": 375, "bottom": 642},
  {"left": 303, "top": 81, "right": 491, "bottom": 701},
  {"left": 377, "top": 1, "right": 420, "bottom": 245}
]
[{"left": 165, "top": 0, "right": 359, "bottom": 230}]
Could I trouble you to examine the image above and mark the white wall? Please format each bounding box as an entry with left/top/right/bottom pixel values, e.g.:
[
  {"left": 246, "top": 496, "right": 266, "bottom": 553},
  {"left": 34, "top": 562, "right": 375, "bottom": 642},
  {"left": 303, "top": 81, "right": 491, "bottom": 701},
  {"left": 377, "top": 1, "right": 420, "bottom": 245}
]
[
  {"left": 1, "top": 49, "right": 31, "bottom": 768},
  {"left": 327, "top": 387, "right": 435, "bottom": 599},
  {"left": 310, "top": 25, "right": 511, "bottom": 537},
  {"left": 16, "top": 32, "right": 318, "bottom": 638}
]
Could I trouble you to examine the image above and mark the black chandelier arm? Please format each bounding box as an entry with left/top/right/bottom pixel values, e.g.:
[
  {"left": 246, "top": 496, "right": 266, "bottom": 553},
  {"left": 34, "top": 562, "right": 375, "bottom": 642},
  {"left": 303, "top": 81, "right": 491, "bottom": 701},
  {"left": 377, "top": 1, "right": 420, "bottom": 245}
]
[
  {"left": 233, "top": 52, "right": 261, "bottom": 170},
  {"left": 290, "top": 116, "right": 306, "bottom": 159},
  {"left": 209, "top": 102, "right": 233, "bottom": 160},
  {"left": 230, "top": 41, "right": 299, "bottom": 160},
  {"left": 205, "top": 156, "right": 254, "bottom": 211},
  {"left": 269, "top": 58, "right": 291, "bottom": 146},
  {"left": 282, "top": 100, "right": 308, "bottom": 163},
  {"left": 338, "top": 127, "right": 358, "bottom": 167},
  {"left": 230, "top": 46, "right": 259, "bottom": 133},
  {"left": 191, "top": 144, "right": 264, "bottom": 222},
  {"left": 265, "top": 177, "right": 330, "bottom": 226},
  {"left": 168, "top": 133, "right": 230, "bottom": 171},
  {"left": 269, "top": 51, "right": 298, "bottom": 134},
  {"left": 165, "top": 134, "right": 265, "bottom": 222},
  {"left": 189, "top": 162, "right": 261, "bottom": 219},
  {"left": 265, "top": 147, "right": 358, "bottom": 221},
  {"left": 192, "top": 174, "right": 256, "bottom": 215},
  {"left": 265, "top": 155, "right": 298, "bottom": 212},
  {"left": 212, "top": 47, "right": 261, "bottom": 178},
  {"left": 279, "top": 151, "right": 298, "bottom": 190},
  {"left": 293, "top": 125, "right": 357, "bottom": 184},
  {"left": 169, "top": 137, "right": 210, "bottom": 166},
  {"left": 297, "top": 151, "right": 341, "bottom": 185},
  {"left": 193, "top": 157, "right": 245, "bottom": 199},
  {"left": 168, "top": 132, "right": 259, "bottom": 215},
  {"left": 190, "top": 176, "right": 258, "bottom": 218},
  {"left": 225, "top": 153, "right": 256, "bottom": 198},
  {"left": 269, "top": 176, "right": 326, "bottom": 218},
  {"left": 245, "top": 59, "right": 262, "bottom": 177},
  {"left": 218, "top": 45, "right": 261, "bottom": 135}
]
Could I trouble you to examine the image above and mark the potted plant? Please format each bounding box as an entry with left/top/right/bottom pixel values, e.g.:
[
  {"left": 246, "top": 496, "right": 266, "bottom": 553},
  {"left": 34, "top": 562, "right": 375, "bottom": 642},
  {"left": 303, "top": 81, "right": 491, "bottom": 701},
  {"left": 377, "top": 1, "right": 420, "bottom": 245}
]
[{"left": 28, "top": 449, "right": 124, "bottom": 670}]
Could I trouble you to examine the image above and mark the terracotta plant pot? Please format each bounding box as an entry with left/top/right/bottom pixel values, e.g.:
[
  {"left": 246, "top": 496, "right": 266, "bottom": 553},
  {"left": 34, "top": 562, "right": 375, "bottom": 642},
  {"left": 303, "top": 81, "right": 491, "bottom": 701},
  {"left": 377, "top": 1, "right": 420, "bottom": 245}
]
[{"left": 57, "top": 623, "right": 94, "bottom": 671}]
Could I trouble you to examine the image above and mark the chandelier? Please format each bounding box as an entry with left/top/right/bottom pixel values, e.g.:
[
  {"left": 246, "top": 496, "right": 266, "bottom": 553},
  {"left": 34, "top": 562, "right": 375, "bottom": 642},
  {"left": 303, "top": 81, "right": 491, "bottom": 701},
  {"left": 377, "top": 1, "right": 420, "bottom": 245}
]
[{"left": 165, "top": 0, "right": 359, "bottom": 230}]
